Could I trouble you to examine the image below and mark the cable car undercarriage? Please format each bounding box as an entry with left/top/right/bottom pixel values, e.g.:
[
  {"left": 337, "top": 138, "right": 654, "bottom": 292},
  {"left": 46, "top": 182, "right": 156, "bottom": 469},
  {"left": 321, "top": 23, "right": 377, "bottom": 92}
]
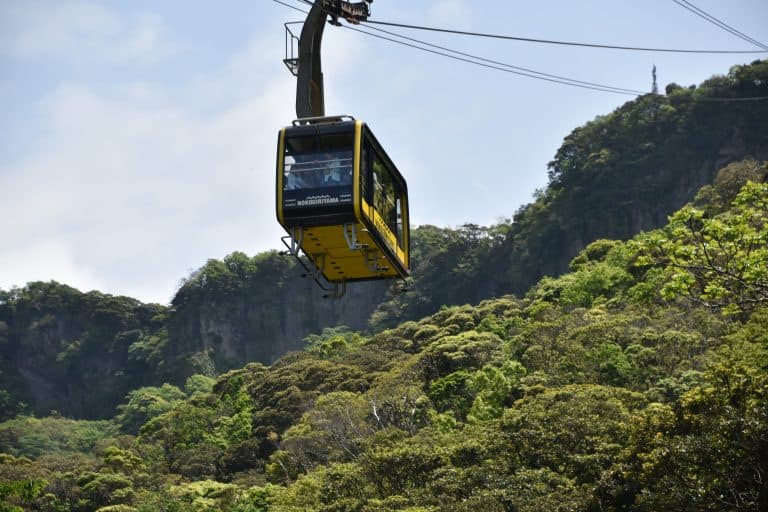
[{"left": 281, "top": 223, "right": 399, "bottom": 299}]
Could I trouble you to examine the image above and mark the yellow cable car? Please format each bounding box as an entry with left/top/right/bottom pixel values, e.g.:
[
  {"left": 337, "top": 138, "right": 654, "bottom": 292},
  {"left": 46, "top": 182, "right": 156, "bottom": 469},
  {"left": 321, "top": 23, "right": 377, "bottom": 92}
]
[{"left": 276, "top": 115, "right": 410, "bottom": 296}]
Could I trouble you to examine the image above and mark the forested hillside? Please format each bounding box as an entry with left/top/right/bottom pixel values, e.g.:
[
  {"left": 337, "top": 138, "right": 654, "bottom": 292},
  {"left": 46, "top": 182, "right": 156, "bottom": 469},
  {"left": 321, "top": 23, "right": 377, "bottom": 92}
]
[
  {"left": 0, "top": 285, "right": 168, "bottom": 420},
  {"left": 1, "top": 161, "right": 766, "bottom": 510},
  {"left": 1, "top": 60, "right": 766, "bottom": 423},
  {"left": 371, "top": 59, "right": 768, "bottom": 325},
  {"left": 0, "top": 257, "right": 391, "bottom": 420}
]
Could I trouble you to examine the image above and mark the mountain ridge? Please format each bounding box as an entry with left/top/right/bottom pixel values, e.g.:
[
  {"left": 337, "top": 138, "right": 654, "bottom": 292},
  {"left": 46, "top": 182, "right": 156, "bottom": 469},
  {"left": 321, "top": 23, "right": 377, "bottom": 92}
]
[
  {"left": 0, "top": 59, "right": 766, "bottom": 421},
  {"left": 1, "top": 170, "right": 766, "bottom": 509}
]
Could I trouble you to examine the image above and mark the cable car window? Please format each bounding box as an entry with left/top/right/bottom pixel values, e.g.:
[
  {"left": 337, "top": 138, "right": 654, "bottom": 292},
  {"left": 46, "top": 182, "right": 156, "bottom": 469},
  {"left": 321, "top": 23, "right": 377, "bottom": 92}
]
[
  {"left": 396, "top": 196, "right": 404, "bottom": 247},
  {"left": 283, "top": 132, "right": 354, "bottom": 209},
  {"left": 362, "top": 146, "right": 373, "bottom": 204},
  {"left": 284, "top": 151, "right": 352, "bottom": 190},
  {"left": 371, "top": 151, "right": 404, "bottom": 249}
]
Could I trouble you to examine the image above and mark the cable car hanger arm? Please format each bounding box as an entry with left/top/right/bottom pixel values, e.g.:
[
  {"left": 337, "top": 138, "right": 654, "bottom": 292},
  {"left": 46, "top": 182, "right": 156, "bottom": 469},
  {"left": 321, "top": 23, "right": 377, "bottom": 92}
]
[{"left": 295, "top": 0, "right": 371, "bottom": 118}]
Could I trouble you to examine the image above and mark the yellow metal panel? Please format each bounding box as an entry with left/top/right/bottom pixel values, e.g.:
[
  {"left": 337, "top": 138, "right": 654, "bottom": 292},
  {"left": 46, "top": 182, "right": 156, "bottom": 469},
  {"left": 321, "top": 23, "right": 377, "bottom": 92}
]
[
  {"left": 353, "top": 120, "right": 362, "bottom": 220},
  {"left": 401, "top": 195, "right": 410, "bottom": 268},
  {"left": 276, "top": 128, "right": 287, "bottom": 225},
  {"left": 363, "top": 199, "right": 404, "bottom": 263},
  {"left": 300, "top": 224, "right": 401, "bottom": 281}
]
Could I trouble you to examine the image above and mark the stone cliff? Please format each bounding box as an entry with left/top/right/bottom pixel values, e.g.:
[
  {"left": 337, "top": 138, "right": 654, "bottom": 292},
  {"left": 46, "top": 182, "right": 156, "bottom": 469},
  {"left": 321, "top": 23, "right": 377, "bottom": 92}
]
[{"left": 163, "top": 252, "right": 389, "bottom": 377}]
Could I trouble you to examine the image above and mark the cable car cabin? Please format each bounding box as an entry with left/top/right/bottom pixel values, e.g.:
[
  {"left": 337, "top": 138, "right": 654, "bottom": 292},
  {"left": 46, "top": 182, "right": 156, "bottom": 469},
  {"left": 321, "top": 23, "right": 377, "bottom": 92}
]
[{"left": 276, "top": 116, "right": 409, "bottom": 289}]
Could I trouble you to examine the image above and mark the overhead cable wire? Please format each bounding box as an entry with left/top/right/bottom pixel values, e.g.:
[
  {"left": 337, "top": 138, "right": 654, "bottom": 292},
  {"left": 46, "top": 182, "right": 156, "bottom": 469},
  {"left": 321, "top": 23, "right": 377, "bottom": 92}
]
[
  {"left": 273, "top": 0, "right": 306, "bottom": 14},
  {"left": 671, "top": 0, "right": 768, "bottom": 51},
  {"left": 275, "top": 0, "right": 644, "bottom": 95},
  {"left": 277, "top": 1, "right": 768, "bottom": 101},
  {"left": 672, "top": 0, "right": 768, "bottom": 50},
  {"left": 291, "top": 0, "right": 766, "bottom": 54},
  {"left": 356, "top": 19, "right": 645, "bottom": 94},
  {"left": 344, "top": 24, "right": 642, "bottom": 95},
  {"left": 361, "top": 18, "right": 768, "bottom": 54}
]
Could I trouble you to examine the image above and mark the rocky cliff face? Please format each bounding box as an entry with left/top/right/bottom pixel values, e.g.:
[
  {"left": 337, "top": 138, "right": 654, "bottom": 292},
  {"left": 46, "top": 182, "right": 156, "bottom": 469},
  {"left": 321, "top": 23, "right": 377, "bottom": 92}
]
[
  {"left": 0, "top": 283, "right": 166, "bottom": 419},
  {"left": 0, "top": 263, "right": 389, "bottom": 420},
  {"left": 164, "top": 256, "right": 389, "bottom": 377}
]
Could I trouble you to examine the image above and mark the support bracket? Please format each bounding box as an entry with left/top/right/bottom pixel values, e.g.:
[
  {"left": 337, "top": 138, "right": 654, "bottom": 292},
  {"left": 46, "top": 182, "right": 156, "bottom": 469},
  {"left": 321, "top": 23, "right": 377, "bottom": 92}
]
[
  {"left": 281, "top": 226, "right": 304, "bottom": 256},
  {"left": 280, "top": 227, "right": 347, "bottom": 299}
]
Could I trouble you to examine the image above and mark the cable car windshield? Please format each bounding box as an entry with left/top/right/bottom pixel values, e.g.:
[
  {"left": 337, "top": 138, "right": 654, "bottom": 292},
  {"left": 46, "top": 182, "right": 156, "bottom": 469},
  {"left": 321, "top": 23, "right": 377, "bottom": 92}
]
[
  {"left": 283, "top": 131, "right": 353, "bottom": 204},
  {"left": 285, "top": 151, "right": 353, "bottom": 190}
]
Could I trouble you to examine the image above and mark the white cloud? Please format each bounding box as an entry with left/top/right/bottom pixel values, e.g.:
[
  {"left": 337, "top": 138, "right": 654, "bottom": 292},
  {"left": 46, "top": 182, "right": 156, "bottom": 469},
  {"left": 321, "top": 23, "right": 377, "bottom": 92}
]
[
  {"left": 121, "top": 13, "right": 163, "bottom": 57},
  {"left": 427, "top": 0, "right": 471, "bottom": 25},
  {"left": 0, "top": 0, "right": 381, "bottom": 304},
  {"left": 0, "top": 27, "right": 302, "bottom": 303},
  {"left": 1, "top": 0, "right": 117, "bottom": 57},
  {"left": 0, "top": 238, "right": 105, "bottom": 294},
  {"left": 0, "top": 0, "right": 171, "bottom": 61}
]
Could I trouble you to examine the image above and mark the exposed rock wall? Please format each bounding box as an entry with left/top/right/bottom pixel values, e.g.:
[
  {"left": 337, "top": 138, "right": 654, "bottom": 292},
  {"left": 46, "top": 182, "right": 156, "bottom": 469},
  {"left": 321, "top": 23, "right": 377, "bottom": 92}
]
[
  {"left": 165, "top": 274, "right": 388, "bottom": 375},
  {"left": 0, "top": 285, "right": 166, "bottom": 419}
]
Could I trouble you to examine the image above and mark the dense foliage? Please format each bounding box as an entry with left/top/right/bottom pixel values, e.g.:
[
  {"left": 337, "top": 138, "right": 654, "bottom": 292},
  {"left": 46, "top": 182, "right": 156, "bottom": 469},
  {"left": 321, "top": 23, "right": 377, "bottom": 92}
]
[
  {"left": 172, "top": 252, "right": 296, "bottom": 308},
  {"left": 371, "top": 59, "right": 768, "bottom": 328},
  {"left": 1, "top": 164, "right": 766, "bottom": 510},
  {"left": 4, "top": 62, "right": 764, "bottom": 421},
  {"left": 0, "top": 283, "right": 169, "bottom": 420},
  {"left": 1, "top": 60, "right": 767, "bottom": 511}
]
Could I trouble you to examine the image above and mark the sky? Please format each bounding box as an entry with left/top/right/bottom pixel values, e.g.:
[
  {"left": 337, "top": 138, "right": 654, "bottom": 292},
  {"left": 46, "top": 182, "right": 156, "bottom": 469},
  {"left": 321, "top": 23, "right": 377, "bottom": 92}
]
[{"left": 1, "top": 0, "right": 767, "bottom": 305}]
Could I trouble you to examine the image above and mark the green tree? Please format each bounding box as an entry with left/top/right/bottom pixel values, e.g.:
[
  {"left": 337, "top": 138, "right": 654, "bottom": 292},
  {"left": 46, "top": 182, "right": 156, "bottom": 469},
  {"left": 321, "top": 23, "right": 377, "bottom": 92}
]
[
  {"left": 616, "top": 311, "right": 768, "bottom": 511},
  {"left": 276, "top": 391, "right": 373, "bottom": 477},
  {"left": 466, "top": 361, "right": 525, "bottom": 422},
  {"left": 0, "top": 416, "right": 118, "bottom": 458},
  {"left": 115, "top": 384, "right": 186, "bottom": 435},
  {"left": 637, "top": 181, "right": 768, "bottom": 315},
  {"left": 502, "top": 385, "right": 644, "bottom": 483}
]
